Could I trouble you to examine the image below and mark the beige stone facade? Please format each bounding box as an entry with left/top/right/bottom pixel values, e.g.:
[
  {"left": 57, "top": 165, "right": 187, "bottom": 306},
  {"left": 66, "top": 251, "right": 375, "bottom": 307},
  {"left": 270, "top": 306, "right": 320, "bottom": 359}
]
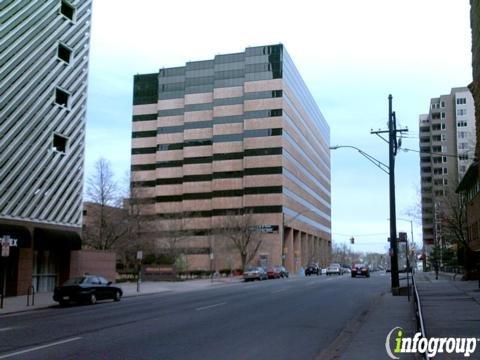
[{"left": 131, "top": 45, "right": 331, "bottom": 273}]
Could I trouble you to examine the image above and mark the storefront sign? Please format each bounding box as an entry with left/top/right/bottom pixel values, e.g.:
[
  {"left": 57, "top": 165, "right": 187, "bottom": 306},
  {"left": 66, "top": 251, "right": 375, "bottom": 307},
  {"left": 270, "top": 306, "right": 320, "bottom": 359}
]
[{"left": 1, "top": 235, "right": 18, "bottom": 257}]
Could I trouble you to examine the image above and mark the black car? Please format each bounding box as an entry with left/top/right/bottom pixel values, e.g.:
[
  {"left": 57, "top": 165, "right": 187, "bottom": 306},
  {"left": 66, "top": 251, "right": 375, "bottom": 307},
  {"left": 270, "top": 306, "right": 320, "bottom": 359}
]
[
  {"left": 351, "top": 264, "right": 370, "bottom": 278},
  {"left": 305, "top": 264, "right": 320, "bottom": 276},
  {"left": 53, "top": 275, "right": 122, "bottom": 306},
  {"left": 276, "top": 266, "right": 289, "bottom": 278}
]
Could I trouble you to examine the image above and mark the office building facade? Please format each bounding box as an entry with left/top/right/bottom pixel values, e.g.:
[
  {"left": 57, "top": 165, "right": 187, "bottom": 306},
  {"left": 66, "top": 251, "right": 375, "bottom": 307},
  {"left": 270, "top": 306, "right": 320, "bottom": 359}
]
[
  {"left": 0, "top": 0, "right": 91, "bottom": 295},
  {"left": 131, "top": 44, "right": 331, "bottom": 273},
  {"left": 419, "top": 87, "right": 476, "bottom": 256}
]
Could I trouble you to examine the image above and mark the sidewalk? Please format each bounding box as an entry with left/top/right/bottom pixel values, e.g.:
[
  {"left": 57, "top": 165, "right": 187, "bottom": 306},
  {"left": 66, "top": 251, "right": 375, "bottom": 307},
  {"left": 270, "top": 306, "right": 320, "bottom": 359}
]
[
  {"left": 0, "top": 276, "right": 242, "bottom": 315},
  {"left": 335, "top": 291, "right": 416, "bottom": 360},
  {"left": 414, "top": 271, "right": 480, "bottom": 339}
]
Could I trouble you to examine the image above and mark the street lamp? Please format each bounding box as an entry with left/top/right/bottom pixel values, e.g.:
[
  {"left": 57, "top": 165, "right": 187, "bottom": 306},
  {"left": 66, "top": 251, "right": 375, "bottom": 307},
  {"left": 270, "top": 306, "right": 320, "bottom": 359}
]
[
  {"left": 281, "top": 207, "right": 316, "bottom": 269},
  {"left": 331, "top": 137, "right": 400, "bottom": 294}
]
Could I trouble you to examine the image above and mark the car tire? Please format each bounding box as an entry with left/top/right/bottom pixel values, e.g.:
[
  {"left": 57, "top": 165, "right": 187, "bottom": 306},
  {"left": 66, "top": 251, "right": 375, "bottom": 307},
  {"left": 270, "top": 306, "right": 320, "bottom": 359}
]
[
  {"left": 114, "top": 290, "right": 121, "bottom": 302},
  {"left": 89, "top": 293, "right": 97, "bottom": 305},
  {"left": 351, "top": 275, "right": 355, "bottom": 278},
  {"left": 59, "top": 300, "right": 68, "bottom": 307}
]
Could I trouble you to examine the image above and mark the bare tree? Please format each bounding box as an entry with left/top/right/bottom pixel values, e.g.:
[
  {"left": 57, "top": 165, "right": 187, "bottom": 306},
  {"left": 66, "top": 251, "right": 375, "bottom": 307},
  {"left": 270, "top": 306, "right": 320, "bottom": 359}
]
[
  {"left": 83, "top": 158, "right": 128, "bottom": 250},
  {"left": 217, "top": 211, "right": 263, "bottom": 271},
  {"left": 156, "top": 212, "right": 195, "bottom": 263}
]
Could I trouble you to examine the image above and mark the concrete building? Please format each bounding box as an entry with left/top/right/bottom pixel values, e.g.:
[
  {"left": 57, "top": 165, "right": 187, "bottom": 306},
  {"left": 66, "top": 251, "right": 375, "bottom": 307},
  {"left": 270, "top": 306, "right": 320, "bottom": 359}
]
[
  {"left": 131, "top": 44, "right": 331, "bottom": 273},
  {"left": 0, "top": 0, "right": 92, "bottom": 295},
  {"left": 419, "top": 87, "right": 476, "bottom": 257},
  {"left": 456, "top": 0, "right": 480, "bottom": 275}
]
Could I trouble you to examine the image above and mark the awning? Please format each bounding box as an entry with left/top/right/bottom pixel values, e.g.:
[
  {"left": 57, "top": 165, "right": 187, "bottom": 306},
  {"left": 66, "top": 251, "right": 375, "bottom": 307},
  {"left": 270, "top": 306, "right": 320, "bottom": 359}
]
[
  {"left": 33, "top": 228, "right": 81, "bottom": 251},
  {"left": 0, "top": 224, "right": 32, "bottom": 248}
]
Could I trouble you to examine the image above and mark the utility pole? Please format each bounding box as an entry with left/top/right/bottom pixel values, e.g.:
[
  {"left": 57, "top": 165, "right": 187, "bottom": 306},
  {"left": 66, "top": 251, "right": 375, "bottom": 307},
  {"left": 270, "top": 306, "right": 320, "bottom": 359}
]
[{"left": 371, "top": 95, "right": 408, "bottom": 294}]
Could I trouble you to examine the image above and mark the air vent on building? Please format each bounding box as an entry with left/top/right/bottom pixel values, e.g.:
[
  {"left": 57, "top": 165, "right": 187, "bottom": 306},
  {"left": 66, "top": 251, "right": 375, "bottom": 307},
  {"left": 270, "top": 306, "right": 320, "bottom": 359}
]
[
  {"left": 60, "top": 0, "right": 76, "bottom": 21},
  {"left": 55, "top": 88, "right": 70, "bottom": 108},
  {"left": 52, "top": 133, "right": 69, "bottom": 153},
  {"left": 57, "top": 43, "right": 72, "bottom": 63}
]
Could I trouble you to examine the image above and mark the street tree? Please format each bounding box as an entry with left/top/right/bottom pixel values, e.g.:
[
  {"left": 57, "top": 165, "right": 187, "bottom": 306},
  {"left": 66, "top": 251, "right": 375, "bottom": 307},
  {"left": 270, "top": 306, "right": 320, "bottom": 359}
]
[
  {"left": 83, "top": 158, "right": 127, "bottom": 250},
  {"left": 217, "top": 211, "right": 263, "bottom": 271}
]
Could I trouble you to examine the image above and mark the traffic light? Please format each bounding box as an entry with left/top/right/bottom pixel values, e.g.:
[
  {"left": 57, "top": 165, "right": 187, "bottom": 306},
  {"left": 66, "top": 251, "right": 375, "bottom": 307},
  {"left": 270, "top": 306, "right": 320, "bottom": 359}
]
[{"left": 350, "top": 237, "right": 355, "bottom": 244}]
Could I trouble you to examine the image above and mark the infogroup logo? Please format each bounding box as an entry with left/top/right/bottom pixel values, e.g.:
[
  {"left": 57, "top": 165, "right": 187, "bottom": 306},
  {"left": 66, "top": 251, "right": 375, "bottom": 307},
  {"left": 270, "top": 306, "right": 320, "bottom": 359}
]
[{"left": 385, "top": 327, "right": 479, "bottom": 359}]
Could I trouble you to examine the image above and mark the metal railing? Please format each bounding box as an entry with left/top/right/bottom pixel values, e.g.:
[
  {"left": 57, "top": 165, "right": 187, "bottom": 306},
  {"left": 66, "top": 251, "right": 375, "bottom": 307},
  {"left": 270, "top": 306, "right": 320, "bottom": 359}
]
[{"left": 412, "top": 275, "right": 430, "bottom": 360}]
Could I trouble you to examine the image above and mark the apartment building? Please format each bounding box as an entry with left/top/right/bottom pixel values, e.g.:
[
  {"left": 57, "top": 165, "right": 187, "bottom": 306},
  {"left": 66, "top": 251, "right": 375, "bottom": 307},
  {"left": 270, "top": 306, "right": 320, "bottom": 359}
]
[
  {"left": 131, "top": 44, "right": 331, "bottom": 273},
  {"left": 419, "top": 87, "right": 476, "bottom": 256},
  {"left": 0, "top": 0, "right": 92, "bottom": 295}
]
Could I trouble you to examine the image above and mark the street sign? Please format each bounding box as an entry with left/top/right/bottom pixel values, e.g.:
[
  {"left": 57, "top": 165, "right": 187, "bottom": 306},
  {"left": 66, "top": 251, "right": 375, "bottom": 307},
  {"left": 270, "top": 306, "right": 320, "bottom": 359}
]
[
  {"left": 136, "top": 251, "right": 143, "bottom": 260},
  {"left": 1, "top": 242, "right": 9, "bottom": 257},
  {"left": 1, "top": 235, "right": 18, "bottom": 257}
]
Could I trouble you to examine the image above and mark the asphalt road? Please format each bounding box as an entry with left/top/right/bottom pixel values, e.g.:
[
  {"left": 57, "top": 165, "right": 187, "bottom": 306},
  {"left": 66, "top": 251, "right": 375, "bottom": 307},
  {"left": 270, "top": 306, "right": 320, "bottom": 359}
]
[{"left": 0, "top": 273, "right": 389, "bottom": 360}]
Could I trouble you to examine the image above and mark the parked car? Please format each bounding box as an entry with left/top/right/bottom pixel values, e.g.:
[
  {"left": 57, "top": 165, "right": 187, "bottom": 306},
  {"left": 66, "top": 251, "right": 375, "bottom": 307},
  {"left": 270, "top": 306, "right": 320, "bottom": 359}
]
[
  {"left": 267, "top": 266, "right": 282, "bottom": 279},
  {"left": 53, "top": 275, "right": 122, "bottom": 306},
  {"left": 305, "top": 264, "right": 320, "bottom": 276},
  {"left": 351, "top": 264, "right": 370, "bottom": 278},
  {"left": 276, "top": 266, "right": 289, "bottom": 278},
  {"left": 326, "top": 263, "right": 342, "bottom": 276},
  {"left": 243, "top": 267, "right": 268, "bottom": 281}
]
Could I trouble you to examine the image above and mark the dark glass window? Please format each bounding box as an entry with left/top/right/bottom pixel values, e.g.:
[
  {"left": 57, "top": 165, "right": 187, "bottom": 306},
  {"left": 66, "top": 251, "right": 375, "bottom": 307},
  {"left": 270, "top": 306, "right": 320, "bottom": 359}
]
[
  {"left": 184, "top": 121, "right": 212, "bottom": 130},
  {"left": 244, "top": 186, "right": 282, "bottom": 194},
  {"left": 157, "top": 125, "right": 184, "bottom": 134},
  {"left": 244, "top": 128, "right": 282, "bottom": 138},
  {"left": 57, "top": 43, "right": 72, "bottom": 63},
  {"left": 244, "top": 109, "right": 282, "bottom": 119},
  {"left": 213, "top": 133, "right": 243, "bottom": 142},
  {"left": 183, "top": 174, "right": 212, "bottom": 182},
  {"left": 131, "top": 180, "right": 156, "bottom": 187},
  {"left": 244, "top": 147, "right": 282, "bottom": 156},
  {"left": 213, "top": 171, "right": 243, "bottom": 179},
  {"left": 132, "top": 147, "right": 156, "bottom": 155},
  {"left": 133, "top": 74, "right": 158, "bottom": 105},
  {"left": 157, "top": 160, "right": 183, "bottom": 168},
  {"left": 131, "top": 164, "right": 156, "bottom": 171},
  {"left": 213, "top": 97, "right": 244, "bottom": 106},
  {"left": 244, "top": 167, "right": 282, "bottom": 175},
  {"left": 60, "top": 0, "right": 75, "bottom": 20},
  {"left": 213, "top": 189, "right": 243, "bottom": 198},
  {"left": 158, "top": 108, "right": 184, "bottom": 117},
  {"left": 52, "top": 134, "right": 68, "bottom": 153},
  {"left": 244, "top": 90, "right": 282, "bottom": 100},
  {"left": 213, "top": 115, "right": 244, "bottom": 125},
  {"left": 132, "top": 130, "right": 156, "bottom": 138},
  {"left": 156, "top": 178, "right": 183, "bottom": 185},
  {"left": 183, "top": 156, "right": 212, "bottom": 165},
  {"left": 133, "top": 114, "right": 157, "bottom": 122},
  {"left": 158, "top": 143, "right": 184, "bottom": 151},
  {"left": 184, "top": 139, "right": 212, "bottom": 147},
  {"left": 54, "top": 88, "right": 70, "bottom": 107},
  {"left": 185, "top": 103, "right": 212, "bottom": 112},
  {"left": 213, "top": 152, "right": 243, "bottom": 161},
  {"left": 156, "top": 195, "right": 183, "bottom": 203}
]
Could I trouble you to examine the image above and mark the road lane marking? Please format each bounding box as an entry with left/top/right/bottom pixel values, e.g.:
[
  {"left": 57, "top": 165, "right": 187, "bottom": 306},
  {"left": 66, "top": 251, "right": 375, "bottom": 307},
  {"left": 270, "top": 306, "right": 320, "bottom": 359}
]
[
  {"left": 271, "top": 288, "right": 287, "bottom": 294},
  {"left": 0, "top": 337, "right": 82, "bottom": 359},
  {"left": 195, "top": 302, "right": 226, "bottom": 311},
  {"left": 0, "top": 328, "right": 13, "bottom": 332}
]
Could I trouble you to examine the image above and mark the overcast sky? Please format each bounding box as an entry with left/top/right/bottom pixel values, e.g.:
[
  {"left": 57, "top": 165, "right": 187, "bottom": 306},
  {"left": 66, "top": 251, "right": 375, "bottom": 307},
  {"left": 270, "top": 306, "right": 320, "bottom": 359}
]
[{"left": 84, "top": 0, "right": 473, "bottom": 253}]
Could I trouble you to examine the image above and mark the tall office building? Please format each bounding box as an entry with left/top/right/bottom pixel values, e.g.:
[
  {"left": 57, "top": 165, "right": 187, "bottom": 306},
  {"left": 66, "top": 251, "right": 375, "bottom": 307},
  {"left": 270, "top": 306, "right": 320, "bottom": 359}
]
[
  {"left": 419, "top": 87, "right": 476, "bottom": 256},
  {"left": 131, "top": 44, "right": 331, "bottom": 273},
  {"left": 0, "top": 0, "right": 92, "bottom": 295}
]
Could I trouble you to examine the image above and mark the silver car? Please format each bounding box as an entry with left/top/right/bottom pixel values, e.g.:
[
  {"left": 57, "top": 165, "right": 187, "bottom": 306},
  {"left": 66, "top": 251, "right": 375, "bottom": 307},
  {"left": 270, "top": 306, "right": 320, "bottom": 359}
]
[
  {"left": 243, "top": 267, "right": 268, "bottom": 281},
  {"left": 326, "top": 263, "right": 342, "bottom": 276}
]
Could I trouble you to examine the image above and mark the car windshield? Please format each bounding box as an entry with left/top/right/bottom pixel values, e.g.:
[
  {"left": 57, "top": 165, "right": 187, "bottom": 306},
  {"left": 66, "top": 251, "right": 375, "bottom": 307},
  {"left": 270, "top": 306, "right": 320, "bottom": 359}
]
[{"left": 63, "top": 277, "right": 86, "bottom": 285}]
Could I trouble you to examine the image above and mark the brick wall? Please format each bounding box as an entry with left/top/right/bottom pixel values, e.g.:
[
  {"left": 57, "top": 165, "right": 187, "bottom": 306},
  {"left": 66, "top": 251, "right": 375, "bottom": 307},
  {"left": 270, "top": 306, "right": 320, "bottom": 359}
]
[
  {"left": 70, "top": 250, "right": 116, "bottom": 282},
  {"left": 16, "top": 248, "right": 33, "bottom": 296}
]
